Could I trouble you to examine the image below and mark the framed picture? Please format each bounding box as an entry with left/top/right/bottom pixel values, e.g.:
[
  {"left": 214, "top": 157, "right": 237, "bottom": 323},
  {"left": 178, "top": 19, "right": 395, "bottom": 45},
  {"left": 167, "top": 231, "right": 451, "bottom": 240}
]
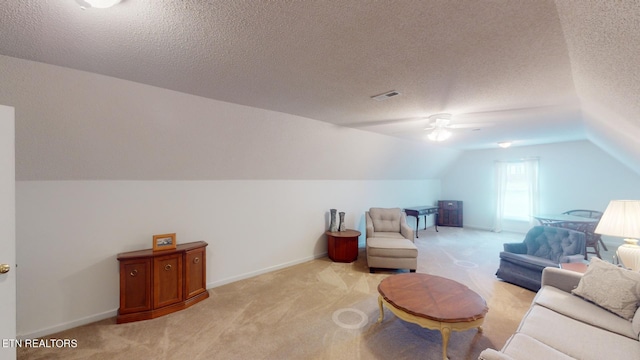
[{"left": 153, "top": 233, "right": 176, "bottom": 251}]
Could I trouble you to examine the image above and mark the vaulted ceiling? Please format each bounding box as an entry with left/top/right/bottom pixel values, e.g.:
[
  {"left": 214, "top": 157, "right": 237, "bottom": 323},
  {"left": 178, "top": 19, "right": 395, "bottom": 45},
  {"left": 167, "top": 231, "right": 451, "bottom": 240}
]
[{"left": 1, "top": 1, "right": 639, "bottom": 173}]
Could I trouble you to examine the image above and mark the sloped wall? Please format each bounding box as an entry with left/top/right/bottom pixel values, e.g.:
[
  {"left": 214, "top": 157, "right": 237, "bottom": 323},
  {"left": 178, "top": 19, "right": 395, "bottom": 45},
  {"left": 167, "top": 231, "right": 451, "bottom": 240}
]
[
  {"left": 555, "top": 0, "right": 640, "bottom": 175},
  {"left": 0, "top": 56, "right": 458, "bottom": 337},
  {"left": 0, "top": 55, "right": 459, "bottom": 181}
]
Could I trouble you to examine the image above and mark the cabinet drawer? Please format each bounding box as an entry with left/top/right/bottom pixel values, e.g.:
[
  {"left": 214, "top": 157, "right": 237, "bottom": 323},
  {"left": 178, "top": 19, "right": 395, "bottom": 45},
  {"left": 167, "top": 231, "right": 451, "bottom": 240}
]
[{"left": 439, "top": 201, "right": 461, "bottom": 210}]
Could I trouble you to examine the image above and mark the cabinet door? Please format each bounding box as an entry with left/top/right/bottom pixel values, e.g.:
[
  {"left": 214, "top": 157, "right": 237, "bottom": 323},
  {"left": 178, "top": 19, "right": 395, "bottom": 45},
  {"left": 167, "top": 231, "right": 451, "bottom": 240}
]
[
  {"left": 119, "top": 259, "right": 151, "bottom": 314},
  {"left": 153, "top": 254, "right": 183, "bottom": 308},
  {"left": 185, "top": 247, "right": 206, "bottom": 299}
]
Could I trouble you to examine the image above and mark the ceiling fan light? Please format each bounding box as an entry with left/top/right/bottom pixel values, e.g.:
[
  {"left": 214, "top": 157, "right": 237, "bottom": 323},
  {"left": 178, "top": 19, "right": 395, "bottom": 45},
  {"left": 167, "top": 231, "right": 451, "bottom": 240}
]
[
  {"left": 427, "top": 128, "right": 452, "bottom": 142},
  {"left": 82, "top": 0, "right": 122, "bottom": 8}
]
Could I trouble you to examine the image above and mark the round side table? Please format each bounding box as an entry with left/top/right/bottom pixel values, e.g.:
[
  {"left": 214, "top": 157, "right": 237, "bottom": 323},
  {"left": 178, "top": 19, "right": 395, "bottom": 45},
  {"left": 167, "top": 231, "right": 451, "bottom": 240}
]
[{"left": 326, "top": 229, "right": 361, "bottom": 263}]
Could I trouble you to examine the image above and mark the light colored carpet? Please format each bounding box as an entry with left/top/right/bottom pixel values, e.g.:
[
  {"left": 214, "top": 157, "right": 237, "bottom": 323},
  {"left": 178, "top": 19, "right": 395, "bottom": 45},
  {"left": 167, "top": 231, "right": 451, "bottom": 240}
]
[{"left": 18, "top": 227, "right": 613, "bottom": 360}]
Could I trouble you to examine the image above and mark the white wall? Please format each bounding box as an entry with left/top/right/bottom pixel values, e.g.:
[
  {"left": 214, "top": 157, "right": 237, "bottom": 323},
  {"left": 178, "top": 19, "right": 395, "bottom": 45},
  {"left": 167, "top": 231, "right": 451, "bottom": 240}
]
[
  {"left": 0, "top": 56, "right": 453, "bottom": 337},
  {"left": 440, "top": 140, "right": 640, "bottom": 232},
  {"left": 16, "top": 179, "right": 440, "bottom": 337}
]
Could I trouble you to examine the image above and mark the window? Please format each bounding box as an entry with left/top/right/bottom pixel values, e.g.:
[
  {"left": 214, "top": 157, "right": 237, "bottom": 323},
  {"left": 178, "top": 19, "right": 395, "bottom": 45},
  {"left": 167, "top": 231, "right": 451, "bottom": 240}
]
[
  {"left": 494, "top": 159, "right": 539, "bottom": 232},
  {"left": 503, "top": 162, "right": 529, "bottom": 220}
]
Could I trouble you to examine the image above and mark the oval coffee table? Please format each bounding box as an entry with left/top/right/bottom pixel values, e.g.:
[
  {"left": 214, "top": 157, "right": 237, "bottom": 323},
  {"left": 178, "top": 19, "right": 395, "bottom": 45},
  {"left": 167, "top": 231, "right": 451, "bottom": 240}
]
[{"left": 377, "top": 273, "right": 488, "bottom": 360}]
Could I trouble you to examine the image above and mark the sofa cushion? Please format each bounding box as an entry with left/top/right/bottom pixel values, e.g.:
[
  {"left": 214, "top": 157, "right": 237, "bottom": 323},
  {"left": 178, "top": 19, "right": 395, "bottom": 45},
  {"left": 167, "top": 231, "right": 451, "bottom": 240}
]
[
  {"left": 369, "top": 232, "right": 405, "bottom": 239},
  {"left": 499, "top": 333, "right": 575, "bottom": 360},
  {"left": 368, "top": 208, "right": 401, "bottom": 233},
  {"left": 535, "top": 285, "right": 637, "bottom": 339},
  {"left": 366, "top": 237, "right": 417, "bottom": 258},
  {"left": 571, "top": 257, "right": 640, "bottom": 320},
  {"left": 518, "top": 305, "right": 640, "bottom": 360}
]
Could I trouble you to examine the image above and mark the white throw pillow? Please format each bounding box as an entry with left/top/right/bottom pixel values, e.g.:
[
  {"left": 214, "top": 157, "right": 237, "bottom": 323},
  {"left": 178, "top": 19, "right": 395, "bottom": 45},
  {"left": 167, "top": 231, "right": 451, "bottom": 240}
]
[{"left": 571, "top": 257, "right": 640, "bottom": 320}]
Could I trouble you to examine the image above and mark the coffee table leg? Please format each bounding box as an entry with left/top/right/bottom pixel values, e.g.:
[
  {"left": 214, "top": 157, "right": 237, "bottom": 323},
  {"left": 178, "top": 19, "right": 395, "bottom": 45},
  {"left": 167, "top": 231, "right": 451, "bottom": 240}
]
[
  {"left": 440, "top": 326, "right": 451, "bottom": 360},
  {"left": 377, "top": 295, "right": 384, "bottom": 323}
]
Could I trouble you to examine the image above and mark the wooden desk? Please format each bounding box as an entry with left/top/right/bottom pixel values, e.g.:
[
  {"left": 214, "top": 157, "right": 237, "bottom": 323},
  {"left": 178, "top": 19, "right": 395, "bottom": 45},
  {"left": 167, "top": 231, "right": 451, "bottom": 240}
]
[
  {"left": 326, "top": 229, "right": 361, "bottom": 263},
  {"left": 404, "top": 206, "right": 439, "bottom": 237},
  {"left": 378, "top": 273, "right": 487, "bottom": 360},
  {"left": 534, "top": 213, "right": 598, "bottom": 228}
]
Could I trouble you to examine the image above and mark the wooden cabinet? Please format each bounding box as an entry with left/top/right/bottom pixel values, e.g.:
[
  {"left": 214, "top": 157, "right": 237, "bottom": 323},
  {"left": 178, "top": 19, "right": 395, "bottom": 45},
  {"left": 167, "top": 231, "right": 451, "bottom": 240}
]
[
  {"left": 117, "top": 241, "right": 209, "bottom": 324},
  {"left": 437, "top": 200, "right": 463, "bottom": 227}
]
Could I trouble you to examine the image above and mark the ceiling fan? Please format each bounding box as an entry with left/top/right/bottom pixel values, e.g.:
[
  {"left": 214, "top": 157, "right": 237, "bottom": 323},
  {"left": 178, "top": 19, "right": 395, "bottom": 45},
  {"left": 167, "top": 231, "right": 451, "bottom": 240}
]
[{"left": 421, "top": 113, "right": 493, "bottom": 142}]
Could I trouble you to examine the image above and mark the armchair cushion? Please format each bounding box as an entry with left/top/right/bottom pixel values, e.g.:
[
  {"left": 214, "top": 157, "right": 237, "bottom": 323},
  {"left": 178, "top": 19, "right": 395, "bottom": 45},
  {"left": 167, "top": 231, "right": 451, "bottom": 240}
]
[
  {"left": 523, "top": 226, "right": 585, "bottom": 263},
  {"left": 368, "top": 207, "right": 402, "bottom": 233},
  {"left": 367, "top": 238, "right": 418, "bottom": 258}
]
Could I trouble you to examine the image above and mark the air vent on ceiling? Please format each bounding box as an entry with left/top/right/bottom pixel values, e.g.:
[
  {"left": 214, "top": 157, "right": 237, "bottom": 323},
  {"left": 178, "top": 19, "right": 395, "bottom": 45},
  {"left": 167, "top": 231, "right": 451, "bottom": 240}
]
[{"left": 371, "top": 90, "right": 401, "bottom": 101}]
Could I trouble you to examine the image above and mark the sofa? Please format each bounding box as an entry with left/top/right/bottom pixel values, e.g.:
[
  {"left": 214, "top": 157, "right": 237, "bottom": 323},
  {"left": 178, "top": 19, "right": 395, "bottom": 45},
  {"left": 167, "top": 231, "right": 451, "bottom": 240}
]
[
  {"left": 365, "top": 207, "right": 417, "bottom": 273},
  {"left": 496, "top": 225, "right": 586, "bottom": 291},
  {"left": 480, "top": 259, "right": 640, "bottom": 360}
]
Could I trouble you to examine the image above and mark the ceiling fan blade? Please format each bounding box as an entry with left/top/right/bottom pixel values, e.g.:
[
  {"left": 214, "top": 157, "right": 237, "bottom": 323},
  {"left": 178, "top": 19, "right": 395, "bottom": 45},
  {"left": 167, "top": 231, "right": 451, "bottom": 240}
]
[
  {"left": 344, "top": 117, "right": 427, "bottom": 128},
  {"left": 447, "top": 122, "right": 495, "bottom": 129},
  {"left": 456, "top": 104, "right": 571, "bottom": 119}
]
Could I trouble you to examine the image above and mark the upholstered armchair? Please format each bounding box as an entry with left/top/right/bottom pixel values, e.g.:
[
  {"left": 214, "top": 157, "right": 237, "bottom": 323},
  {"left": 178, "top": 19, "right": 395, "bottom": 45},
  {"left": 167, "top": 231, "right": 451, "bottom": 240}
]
[
  {"left": 495, "top": 225, "right": 586, "bottom": 291},
  {"left": 365, "top": 208, "right": 417, "bottom": 273}
]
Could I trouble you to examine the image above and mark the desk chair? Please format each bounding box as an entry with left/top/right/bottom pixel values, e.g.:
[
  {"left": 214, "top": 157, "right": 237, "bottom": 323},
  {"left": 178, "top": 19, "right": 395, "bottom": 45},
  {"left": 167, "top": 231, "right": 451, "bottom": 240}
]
[{"left": 562, "top": 209, "right": 605, "bottom": 259}]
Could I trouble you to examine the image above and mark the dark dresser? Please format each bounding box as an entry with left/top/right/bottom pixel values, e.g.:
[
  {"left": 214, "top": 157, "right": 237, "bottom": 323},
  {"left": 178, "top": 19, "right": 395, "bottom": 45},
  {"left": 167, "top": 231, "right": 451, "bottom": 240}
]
[{"left": 437, "top": 200, "right": 463, "bottom": 227}]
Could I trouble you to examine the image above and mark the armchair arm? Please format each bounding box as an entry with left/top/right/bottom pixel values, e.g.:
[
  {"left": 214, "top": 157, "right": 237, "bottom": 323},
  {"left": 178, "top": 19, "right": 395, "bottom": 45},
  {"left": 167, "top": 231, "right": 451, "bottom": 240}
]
[
  {"left": 478, "top": 349, "right": 515, "bottom": 360},
  {"left": 503, "top": 242, "right": 527, "bottom": 254},
  {"left": 560, "top": 254, "right": 585, "bottom": 263},
  {"left": 400, "top": 212, "right": 415, "bottom": 241},
  {"left": 400, "top": 223, "right": 415, "bottom": 242},
  {"left": 541, "top": 267, "right": 582, "bottom": 293},
  {"left": 365, "top": 212, "right": 374, "bottom": 239}
]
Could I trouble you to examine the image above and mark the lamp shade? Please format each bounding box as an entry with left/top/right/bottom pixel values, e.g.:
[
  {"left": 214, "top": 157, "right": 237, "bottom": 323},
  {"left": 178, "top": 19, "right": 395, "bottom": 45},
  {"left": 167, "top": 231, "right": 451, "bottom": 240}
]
[{"left": 594, "top": 200, "right": 640, "bottom": 238}]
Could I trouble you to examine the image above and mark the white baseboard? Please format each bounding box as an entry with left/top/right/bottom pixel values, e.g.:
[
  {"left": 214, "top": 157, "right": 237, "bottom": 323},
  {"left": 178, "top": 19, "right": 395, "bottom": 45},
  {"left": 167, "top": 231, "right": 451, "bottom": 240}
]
[
  {"left": 18, "top": 309, "right": 117, "bottom": 339},
  {"left": 207, "top": 252, "right": 328, "bottom": 288}
]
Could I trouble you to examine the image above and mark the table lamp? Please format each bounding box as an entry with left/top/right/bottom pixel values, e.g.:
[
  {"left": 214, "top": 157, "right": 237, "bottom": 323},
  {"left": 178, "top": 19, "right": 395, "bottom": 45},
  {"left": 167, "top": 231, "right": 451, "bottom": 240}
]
[{"left": 594, "top": 200, "right": 640, "bottom": 271}]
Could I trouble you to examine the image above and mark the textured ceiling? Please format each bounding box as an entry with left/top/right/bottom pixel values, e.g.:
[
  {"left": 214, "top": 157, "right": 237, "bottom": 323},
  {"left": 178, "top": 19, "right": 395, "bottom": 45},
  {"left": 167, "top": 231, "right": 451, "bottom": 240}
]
[{"left": 0, "top": 0, "right": 638, "bottom": 153}]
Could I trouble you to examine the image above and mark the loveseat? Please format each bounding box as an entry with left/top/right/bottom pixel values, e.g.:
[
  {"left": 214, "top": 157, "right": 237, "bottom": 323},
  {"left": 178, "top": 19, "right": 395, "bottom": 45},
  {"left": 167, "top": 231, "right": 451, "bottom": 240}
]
[
  {"left": 495, "top": 226, "right": 586, "bottom": 291},
  {"left": 480, "top": 259, "right": 640, "bottom": 360}
]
